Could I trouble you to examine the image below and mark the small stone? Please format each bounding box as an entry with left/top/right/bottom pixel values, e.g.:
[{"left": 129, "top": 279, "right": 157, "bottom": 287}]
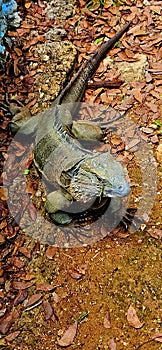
[
  {"left": 156, "top": 144, "right": 162, "bottom": 163},
  {"left": 150, "top": 135, "right": 159, "bottom": 143},
  {"left": 141, "top": 127, "right": 154, "bottom": 134},
  {"left": 41, "top": 84, "right": 49, "bottom": 92}
]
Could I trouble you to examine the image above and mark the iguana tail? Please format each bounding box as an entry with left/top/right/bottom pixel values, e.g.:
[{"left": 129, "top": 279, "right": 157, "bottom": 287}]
[{"left": 55, "top": 21, "right": 131, "bottom": 105}]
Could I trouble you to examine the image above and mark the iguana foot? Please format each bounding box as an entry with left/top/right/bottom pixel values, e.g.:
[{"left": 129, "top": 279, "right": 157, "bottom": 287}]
[
  {"left": 120, "top": 208, "right": 143, "bottom": 230},
  {"left": 50, "top": 211, "right": 72, "bottom": 225},
  {"left": 45, "top": 224, "right": 92, "bottom": 245}
]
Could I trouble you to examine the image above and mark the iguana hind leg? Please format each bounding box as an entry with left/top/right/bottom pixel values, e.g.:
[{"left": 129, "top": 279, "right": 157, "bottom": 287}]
[
  {"left": 10, "top": 109, "right": 39, "bottom": 135},
  {"left": 71, "top": 107, "right": 122, "bottom": 140}
]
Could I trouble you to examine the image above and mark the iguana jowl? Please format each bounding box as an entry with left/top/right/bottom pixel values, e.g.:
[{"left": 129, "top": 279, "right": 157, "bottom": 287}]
[{"left": 11, "top": 22, "right": 131, "bottom": 224}]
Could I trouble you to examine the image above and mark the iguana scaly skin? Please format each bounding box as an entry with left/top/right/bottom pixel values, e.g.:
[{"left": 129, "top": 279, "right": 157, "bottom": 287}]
[{"left": 11, "top": 22, "right": 131, "bottom": 224}]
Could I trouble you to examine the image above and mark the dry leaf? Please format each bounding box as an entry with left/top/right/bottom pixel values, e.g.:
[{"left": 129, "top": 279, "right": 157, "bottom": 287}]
[
  {"left": 5, "top": 330, "right": 21, "bottom": 341},
  {"left": 25, "top": 293, "right": 42, "bottom": 308},
  {"left": 23, "top": 36, "right": 45, "bottom": 50},
  {"left": 36, "top": 282, "right": 57, "bottom": 291},
  {"left": 152, "top": 333, "right": 162, "bottom": 343},
  {"left": 58, "top": 322, "right": 78, "bottom": 347},
  {"left": 43, "top": 300, "right": 53, "bottom": 320},
  {"left": 25, "top": 2, "right": 32, "bottom": 8},
  {"left": 103, "top": 310, "right": 111, "bottom": 329},
  {"left": 14, "top": 290, "right": 28, "bottom": 306},
  {"left": 68, "top": 268, "right": 82, "bottom": 280},
  {"left": 127, "top": 305, "right": 144, "bottom": 329},
  {"left": 108, "top": 338, "right": 117, "bottom": 350},
  {"left": 0, "top": 309, "right": 20, "bottom": 334},
  {"left": 149, "top": 229, "right": 162, "bottom": 239},
  {"left": 12, "top": 281, "right": 34, "bottom": 290},
  {"left": 132, "top": 88, "right": 143, "bottom": 103},
  {"left": 46, "top": 246, "right": 56, "bottom": 259}
]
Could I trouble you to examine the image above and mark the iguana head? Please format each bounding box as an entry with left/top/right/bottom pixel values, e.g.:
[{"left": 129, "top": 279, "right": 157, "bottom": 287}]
[{"left": 69, "top": 152, "right": 130, "bottom": 202}]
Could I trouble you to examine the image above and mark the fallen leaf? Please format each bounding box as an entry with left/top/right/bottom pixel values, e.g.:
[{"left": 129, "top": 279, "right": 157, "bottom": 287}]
[
  {"left": 25, "top": 2, "right": 32, "bottom": 8},
  {"left": 23, "top": 36, "right": 45, "bottom": 50},
  {"left": 18, "top": 246, "right": 31, "bottom": 259},
  {"left": 43, "top": 300, "right": 53, "bottom": 320},
  {"left": 103, "top": 310, "right": 111, "bottom": 329},
  {"left": 14, "top": 47, "right": 22, "bottom": 56},
  {"left": 52, "top": 291, "right": 59, "bottom": 303},
  {"left": 127, "top": 305, "right": 144, "bottom": 329},
  {"left": 46, "top": 246, "right": 56, "bottom": 259},
  {"left": 36, "top": 282, "right": 57, "bottom": 291},
  {"left": 9, "top": 257, "right": 25, "bottom": 269},
  {"left": 149, "top": 229, "right": 162, "bottom": 239},
  {"left": 150, "top": 6, "right": 161, "bottom": 14},
  {"left": 0, "top": 309, "right": 19, "bottom": 335},
  {"left": 152, "top": 333, "right": 162, "bottom": 343},
  {"left": 14, "top": 290, "right": 28, "bottom": 306},
  {"left": 132, "top": 88, "right": 143, "bottom": 103},
  {"left": 0, "top": 187, "right": 8, "bottom": 200},
  {"left": 5, "top": 330, "right": 21, "bottom": 341},
  {"left": 58, "top": 322, "right": 78, "bottom": 347},
  {"left": 108, "top": 338, "right": 117, "bottom": 350},
  {"left": 25, "top": 293, "right": 42, "bottom": 308},
  {"left": 0, "top": 307, "right": 6, "bottom": 318},
  {"left": 12, "top": 281, "right": 34, "bottom": 290},
  {"left": 68, "top": 268, "right": 82, "bottom": 280}
]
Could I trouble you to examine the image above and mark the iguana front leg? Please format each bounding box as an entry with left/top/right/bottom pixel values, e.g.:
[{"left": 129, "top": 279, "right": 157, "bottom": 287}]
[{"left": 45, "top": 189, "right": 73, "bottom": 224}]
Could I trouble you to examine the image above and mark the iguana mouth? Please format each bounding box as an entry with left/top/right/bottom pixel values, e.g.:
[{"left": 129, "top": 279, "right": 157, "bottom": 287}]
[{"left": 104, "top": 182, "right": 130, "bottom": 198}]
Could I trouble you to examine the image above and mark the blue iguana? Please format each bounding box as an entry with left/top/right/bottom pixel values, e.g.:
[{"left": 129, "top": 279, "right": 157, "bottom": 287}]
[{"left": 11, "top": 22, "right": 131, "bottom": 225}]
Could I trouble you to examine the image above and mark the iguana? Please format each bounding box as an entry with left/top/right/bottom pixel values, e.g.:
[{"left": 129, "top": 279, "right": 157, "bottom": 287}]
[{"left": 11, "top": 21, "right": 131, "bottom": 225}]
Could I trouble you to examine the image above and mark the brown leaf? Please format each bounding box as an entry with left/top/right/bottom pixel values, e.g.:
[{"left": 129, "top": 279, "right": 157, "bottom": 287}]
[
  {"left": 26, "top": 179, "right": 38, "bottom": 195},
  {"left": 108, "top": 338, "right": 117, "bottom": 350},
  {"left": 14, "top": 47, "right": 22, "bottom": 56},
  {"left": 38, "top": 0, "right": 46, "bottom": 7},
  {"left": 43, "top": 300, "right": 53, "bottom": 320},
  {"left": 25, "top": 293, "right": 42, "bottom": 308},
  {"left": 68, "top": 268, "right": 82, "bottom": 280},
  {"left": 150, "top": 6, "right": 161, "bottom": 14},
  {"left": 0, "top": 307, "right": 6, "bottom": 318},
  {"left": 132, "top": 88, "right": 143, "bottom": 103},
  {"left": 25, "top": 2, "right": 32, "bottom": 8},
  {"left": 127, "top": 305, "right": 144, "bottom": 329},
  {"left": 0, "top": 309, "right": 19, "bottom": 335},
  {"left": 145, "top": 102, "right": 158, "bottom": 113},
  {"left": 23, "top": 36, "right": 45, "bottom": 50},
  {"left": 36, "top": 282, "right": 57, "bottom": 291},
  {"left": 149, "top": 229, "right": 162, "bottom": 239},
  {"left": 12, "top": 281, "right": 34, "bottom": 290},
  {"left": 152, "top": 333, "right": 162, "bottom": 343},
  {"left": 46, "top": 246, "right": 57, "bottom": 259},
  {"left": 18, "top": 246, "right": 31, "bottom": 259},
  {"left": 103, "top": 310, "right": 111, "bottom": 329},
  {"left": 14, "top": 290, "right": 28, "bottom": 306},
  {"left": 10, "top": 257, "right": 25, "bottom": 269},
  {"left": 52, "top": 291, "right": 59, "bottom": 303},
  {"left": 76, "top": 264, "right": 88, "bottom": 275},
  {"left": 0, "top": 187, "right": 8, "bottom": 200},
  {"left": 5, "top": 330, "right": 21, "bottom": 341},
  {"left": 58, "top": 322, "right": 78, "bottom": 347}
]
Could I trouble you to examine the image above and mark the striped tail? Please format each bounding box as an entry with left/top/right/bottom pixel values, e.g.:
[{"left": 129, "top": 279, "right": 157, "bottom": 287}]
[{"left": 55, "top": 21, "right": 131, "bottom": 105}]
